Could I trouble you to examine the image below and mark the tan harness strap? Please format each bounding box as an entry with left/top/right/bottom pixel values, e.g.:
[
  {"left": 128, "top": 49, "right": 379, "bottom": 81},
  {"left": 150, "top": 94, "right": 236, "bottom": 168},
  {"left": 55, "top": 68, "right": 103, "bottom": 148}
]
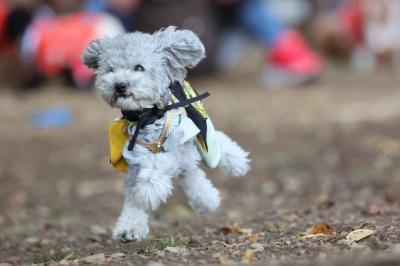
[
  {"left": 180, "top": 107, "right": 187, "bottom": 117},
  {"left": 136, "top": 110, "right": 172, "bottom": 153}
]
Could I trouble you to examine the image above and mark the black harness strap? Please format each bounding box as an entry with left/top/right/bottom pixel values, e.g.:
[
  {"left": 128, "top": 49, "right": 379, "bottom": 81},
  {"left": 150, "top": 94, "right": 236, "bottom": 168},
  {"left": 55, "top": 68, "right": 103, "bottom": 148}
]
[
  {"left": 126, "top": 108, "right": 158, "bottom": 151},
  {"left": 169, "top": 81, "right": 208, "bottom": 143},
  {"left": 164, "top": 92, "right": 210, "bottom": 111},
  {"left": 122, "top": 82, "right": 210, "bottom": 151}
]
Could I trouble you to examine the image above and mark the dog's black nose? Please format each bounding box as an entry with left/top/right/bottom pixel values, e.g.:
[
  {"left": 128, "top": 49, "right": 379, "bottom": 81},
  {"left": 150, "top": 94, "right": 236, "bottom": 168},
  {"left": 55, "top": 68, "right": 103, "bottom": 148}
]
[{"left": 115, "top": 83, "right": 128, "bottom": 94}]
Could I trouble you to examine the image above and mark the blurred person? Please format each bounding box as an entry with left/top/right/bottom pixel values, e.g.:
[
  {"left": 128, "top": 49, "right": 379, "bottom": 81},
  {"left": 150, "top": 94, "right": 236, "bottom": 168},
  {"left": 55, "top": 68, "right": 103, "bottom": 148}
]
[
  {"left": 0, "top": 0, "right": 8, "bottom": 45},
  {"left": 84, "top": 0, "right": 141, "bottom": 30},
  {"left": 265, "top": 0, "right": 313, "bottom": 26},
  {"left": 215, "top": 0, "right": 324, "bottom": 87},
  {"left": 0, "top": 0, "right": 42, "bottom": 55},
  {"left": 19, "top": 0, "right": 125, "bottom": 88},
  {"left": 363, "top": 0, "right": 400, "bottom": 67},
  {"left": 312, "top": 0, "right": 364, "bottom": 58},
  {"left": 313, "top": 0, "right": 400, "bottom": 71},
  {"left": 135, "top": 0, "right": 220, "bottom": 74},
  {"left": 0, "top": 0, "right": 44, "bottom": 85},
  {"left": 135, "top": 0, "right": 324, "bottom": 87}
]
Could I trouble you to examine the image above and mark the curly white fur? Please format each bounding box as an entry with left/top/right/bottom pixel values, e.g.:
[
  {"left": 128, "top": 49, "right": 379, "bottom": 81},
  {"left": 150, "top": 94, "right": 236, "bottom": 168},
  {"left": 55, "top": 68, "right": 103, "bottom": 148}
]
[
  {"left": 82, "top": 26, "right": 251, "bottom": 242},
  {"left": 179, "top": 168, "right": 221, "bottom": 213},
  {"left": 217, "top": 131, "right": 251, "bottom": 177}
]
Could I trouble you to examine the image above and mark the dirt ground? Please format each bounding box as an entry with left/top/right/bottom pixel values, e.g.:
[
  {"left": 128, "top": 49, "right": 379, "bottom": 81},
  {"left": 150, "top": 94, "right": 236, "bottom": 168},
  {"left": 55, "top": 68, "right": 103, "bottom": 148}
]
[{"left": 1, "top": 67, "right": 400, "bottom": 266}]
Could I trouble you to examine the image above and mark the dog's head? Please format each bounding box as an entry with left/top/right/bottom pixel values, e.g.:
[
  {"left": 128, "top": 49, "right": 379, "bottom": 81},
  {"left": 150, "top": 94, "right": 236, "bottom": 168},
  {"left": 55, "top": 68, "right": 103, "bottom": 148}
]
[{"left": 82, "top": 26, "right": 205, "bottom": 110}]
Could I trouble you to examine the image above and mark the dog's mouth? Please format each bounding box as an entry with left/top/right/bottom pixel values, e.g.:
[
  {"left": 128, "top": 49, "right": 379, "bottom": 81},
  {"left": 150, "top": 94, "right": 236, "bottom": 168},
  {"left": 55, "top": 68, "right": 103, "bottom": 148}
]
[
  {"left": 111, "top": 94, "right": 131, "bottom": 107},
  {"left": 116, "top": 94, "right": 131, "bottom": 99},
  {"left": 114, "top": 93, "right": 136, "bottom": 101},
  {"left": 111, "top": 93, "right": 154, "bottom": 110}
]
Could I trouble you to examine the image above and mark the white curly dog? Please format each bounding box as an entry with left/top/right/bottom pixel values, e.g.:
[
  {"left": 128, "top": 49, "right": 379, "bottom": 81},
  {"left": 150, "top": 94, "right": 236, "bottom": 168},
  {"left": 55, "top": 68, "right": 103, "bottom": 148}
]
[{"left": 82, "top": 26, "right": 250, "bottom": 242}]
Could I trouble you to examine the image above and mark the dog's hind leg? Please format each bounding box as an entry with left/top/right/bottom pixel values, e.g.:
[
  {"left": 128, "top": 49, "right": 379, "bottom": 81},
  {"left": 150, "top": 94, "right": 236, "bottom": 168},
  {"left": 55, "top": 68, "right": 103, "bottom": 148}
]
[{"left": 178, "top": 167, "right": 221, "bottom": 213}]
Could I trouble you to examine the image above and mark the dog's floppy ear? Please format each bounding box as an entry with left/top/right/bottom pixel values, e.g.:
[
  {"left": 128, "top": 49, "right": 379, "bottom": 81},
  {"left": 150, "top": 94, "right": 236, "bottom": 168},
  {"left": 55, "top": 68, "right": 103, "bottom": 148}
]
[
  {"left": 155, "top": 26, "right": 205, "bottom": 81},
  {"left": 82, "top": 39, "right": 103, "bottom": 69}
]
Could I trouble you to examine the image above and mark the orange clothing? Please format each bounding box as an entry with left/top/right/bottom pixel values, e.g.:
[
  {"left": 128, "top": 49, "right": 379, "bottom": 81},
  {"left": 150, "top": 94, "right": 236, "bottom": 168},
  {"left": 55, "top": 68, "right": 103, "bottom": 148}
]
[{"left": 30, "top": 12, "right": 99, "bottom": 77}]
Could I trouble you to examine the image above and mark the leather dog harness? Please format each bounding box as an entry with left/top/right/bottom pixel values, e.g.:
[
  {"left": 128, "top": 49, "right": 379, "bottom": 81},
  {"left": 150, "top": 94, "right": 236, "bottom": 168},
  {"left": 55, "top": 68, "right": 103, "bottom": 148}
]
[
  {"left": 135, "top": 109, "right": 173, "bottom": 153},
  {"left": 121, "top": 82, "right": 209, "bottom": 153}
]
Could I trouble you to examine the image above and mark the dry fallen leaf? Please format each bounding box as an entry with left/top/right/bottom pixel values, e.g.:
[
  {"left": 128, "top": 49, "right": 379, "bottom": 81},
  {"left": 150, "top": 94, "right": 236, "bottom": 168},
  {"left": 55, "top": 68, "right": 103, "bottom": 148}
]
[
  {"left": 249, "top": 233, "right": 259, "bottom": 243},
  {"left": 309, "top": 223, "right": 334, "bottom": 235},
  {"left": 243, "top": 249, "right": 255, "bottom": 263},
  {"left": 305, "top": 223, "right": 334, "bottom": 237},
  {"left": 367, "top": 203, "right": 388, "bottom": 215},
  {"left": 220, "top": 225, "right": 253, "bottom": 235},
  {"left": 345, "top": 229, "right": 375, "bottom": 245}
]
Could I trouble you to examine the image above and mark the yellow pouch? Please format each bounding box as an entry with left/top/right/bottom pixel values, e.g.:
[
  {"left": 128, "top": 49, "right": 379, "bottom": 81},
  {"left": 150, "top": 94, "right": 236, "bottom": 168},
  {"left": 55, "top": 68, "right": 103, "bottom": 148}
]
[{"left": 109, "top": 118, "right": 129, "bottom": 173}]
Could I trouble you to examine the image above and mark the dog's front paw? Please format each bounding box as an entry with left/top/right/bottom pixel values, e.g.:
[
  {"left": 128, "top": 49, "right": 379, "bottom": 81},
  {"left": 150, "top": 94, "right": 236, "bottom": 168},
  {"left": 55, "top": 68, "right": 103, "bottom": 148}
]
[
  {"left": 112, "top": 210, "right": 149, "bottom": 242},
  {"left": 112, "top": 220, "right": 149, "bottom": 243}
]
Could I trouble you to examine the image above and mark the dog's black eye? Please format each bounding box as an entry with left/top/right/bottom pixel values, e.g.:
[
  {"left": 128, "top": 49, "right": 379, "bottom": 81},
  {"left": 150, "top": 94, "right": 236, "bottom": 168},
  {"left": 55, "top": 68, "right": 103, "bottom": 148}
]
[
  {"left": 134, "top": 64, "right": 145, "bottom": 72},
  {"left": 107, "top": 66, "right": 114, "bottom": 73}
]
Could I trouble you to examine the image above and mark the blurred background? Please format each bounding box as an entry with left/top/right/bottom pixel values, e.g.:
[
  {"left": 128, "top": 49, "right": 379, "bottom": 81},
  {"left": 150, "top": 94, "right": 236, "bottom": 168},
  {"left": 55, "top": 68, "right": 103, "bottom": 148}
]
[
  {"left": 1, "top": 0, "right": 400, "bottom": 265},
  {"left": 2, "top": 0, "right": 400, "bottom": 88}
]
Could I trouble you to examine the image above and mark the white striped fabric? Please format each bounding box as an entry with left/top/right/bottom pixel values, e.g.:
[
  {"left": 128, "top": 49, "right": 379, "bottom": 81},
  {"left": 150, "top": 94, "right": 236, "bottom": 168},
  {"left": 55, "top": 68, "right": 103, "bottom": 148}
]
[{"left": 122, "top": 108, "right": 200, "bottom": 165}]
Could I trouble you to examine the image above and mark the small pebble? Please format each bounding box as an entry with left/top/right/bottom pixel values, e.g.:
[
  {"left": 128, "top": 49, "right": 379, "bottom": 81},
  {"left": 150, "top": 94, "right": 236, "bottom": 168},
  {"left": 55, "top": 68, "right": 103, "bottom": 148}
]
[
  {"left": 110, "top": 252, "right": 126, "bottom": 259},
  {"left": 24, "top": 237, "right": 40, "bottom": 245},
  {"left": 57, "top": 260, "right": 70, "bottom": 266},
  {"left": 349, "top": 243, "right": 368, "bottom": 251},
  {"left": 83, "top": 253, "right": 106, "bottom": 264}
]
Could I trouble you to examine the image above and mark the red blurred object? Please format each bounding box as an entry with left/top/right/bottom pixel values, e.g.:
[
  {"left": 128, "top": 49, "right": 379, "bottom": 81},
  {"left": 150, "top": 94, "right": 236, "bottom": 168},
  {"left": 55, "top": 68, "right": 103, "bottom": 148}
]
[
  {"left": 268, "top": 30, "right": 323, "bottom": 77},
  {"left": 337, "top": 0, "right": 364, "bottom": 43},
  {"left": 29, "top": 12, "right": 99, "bottom": 85},
  {"left": 0, "top": 0, "right": 15, "bottom": 58},
  {"left": 0, "top": 0, "right": 8, "bottom": 42}
]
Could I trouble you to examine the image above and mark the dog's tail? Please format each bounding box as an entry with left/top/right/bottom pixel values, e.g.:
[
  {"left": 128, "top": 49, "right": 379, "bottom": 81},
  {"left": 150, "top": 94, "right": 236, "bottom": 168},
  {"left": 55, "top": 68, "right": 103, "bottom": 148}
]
[{"left": 216, "top": 131, "right": 250, "bottom": 177}]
